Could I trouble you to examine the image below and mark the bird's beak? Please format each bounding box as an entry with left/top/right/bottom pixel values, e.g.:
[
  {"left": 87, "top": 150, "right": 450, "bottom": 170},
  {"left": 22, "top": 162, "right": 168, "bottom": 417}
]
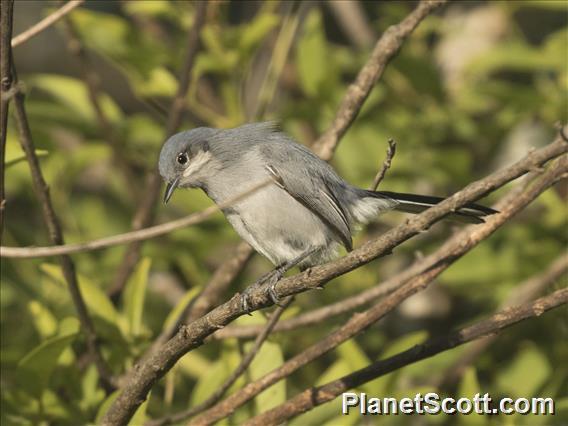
[{"left": 163, "top": 177, "right": 180, "bottom": 204}]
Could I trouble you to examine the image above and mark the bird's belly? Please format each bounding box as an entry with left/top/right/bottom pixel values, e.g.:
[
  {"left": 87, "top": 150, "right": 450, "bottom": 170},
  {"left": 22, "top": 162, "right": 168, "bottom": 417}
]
[{"left": 224, "top": 185, "right": 337, "bottom": 267}]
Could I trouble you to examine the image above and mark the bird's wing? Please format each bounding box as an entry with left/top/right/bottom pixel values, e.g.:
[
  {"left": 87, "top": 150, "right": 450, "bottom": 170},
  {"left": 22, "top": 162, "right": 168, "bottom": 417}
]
[{"left": 264, "top": 163, "right": 353, "bottom": 251}]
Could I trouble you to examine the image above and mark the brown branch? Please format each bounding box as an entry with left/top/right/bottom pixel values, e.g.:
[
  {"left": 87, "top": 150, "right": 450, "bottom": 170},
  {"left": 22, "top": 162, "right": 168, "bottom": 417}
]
[
  {"left": 244, "top": 288, "right": 568, "bottom": 425},
  {"left": 102, "top": 136, "right": 567, "bottom": 425},
  {"left": 108, "top": 1, "right": 208, "bottom": 298},
  {"left": 147, "top": 297, "right": 294, "bottom": 426},
  {"left": 176, "top": 0, "right": 440, "bottom": 342},
  {"left": 149, "top": 3, "right": 307, "bottom": 347},
  {"left": 214, "top": 157, "right": 546, "bottom": 341},
  {"left": 10, "top": 72, "right": 115, "bottom": 390},
  {"left": 436, "top": 253, "right": 568, "bottom": 388},
  {"left": 214, "top": 275, "right": 398, "bottom": 339},
  {"left": 0, "top": 0, "right": 14, "bottom": 242},
  {"left": 312, "top": 0, "right": 446, "bottom": 161},
  {"left": 188, "top": 154, "right": 567, "bottom": 426},
  {"left": 214, "top": 164, "right": 553, "bottom": 341},
  {"left": 0, "top": 179, "right": 271, "bottom": 258},
  {"left": 10, "top": 0, "right": 84, "bottom": 47},
  {"left": 370, "top": 139, "right": 396, "bottom": 191}
]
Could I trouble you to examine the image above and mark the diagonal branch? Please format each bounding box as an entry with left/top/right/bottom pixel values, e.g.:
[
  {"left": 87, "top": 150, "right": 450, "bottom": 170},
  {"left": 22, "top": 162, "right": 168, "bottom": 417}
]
[
  {"left": 312, "top": 0, "right": 446, "bottom": 161},
  {"left": 10, "top": 73, "right": 115, "bottom": 389},
  {"left": 214, "top": 170, "right": 560, "bottom": 340},
  {"left": 0, "top": 0, "right": 14, "bottom": 242},
  {"left": 11, "top": 0, "right": 84, "bottom": 48},
  {"left": 114, "top": 0, "right": 444, "bottom": 347},
  {"left": 436, "top": 253, "right": 568, "bottom": 388},
  {"left": 147, "top": 297, "right": 294, "bottom": 426},
  {"left": 188, "top": 153, "right": 567, "bottom": 426},
  {"left": 108, "top": 1, "right": 208, "bottom": 299},
  {"left": 102, "top": 135, "right": 567, "bottom": 425},
  {"left": 0, "top": 179, "right": 271, "bottom": 258},
  {"left": 244, "top": 288, "right": 568, "bottom": 425}
]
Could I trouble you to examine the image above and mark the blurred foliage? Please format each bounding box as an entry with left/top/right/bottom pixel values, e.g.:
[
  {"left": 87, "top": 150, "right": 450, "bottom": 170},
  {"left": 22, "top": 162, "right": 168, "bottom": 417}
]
[{"left": 2, "top": 1, "right": 567, "bottom": 425}]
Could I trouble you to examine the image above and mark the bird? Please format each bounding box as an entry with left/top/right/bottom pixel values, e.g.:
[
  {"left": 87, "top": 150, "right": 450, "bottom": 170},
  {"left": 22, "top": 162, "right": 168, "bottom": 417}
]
[{"left": 159, "top": 122, "right": 497, "bottom": 311}]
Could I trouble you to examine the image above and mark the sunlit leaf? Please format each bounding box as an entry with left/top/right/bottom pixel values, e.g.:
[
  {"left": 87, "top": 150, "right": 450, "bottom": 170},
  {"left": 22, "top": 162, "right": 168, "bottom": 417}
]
[
  {"left": 16, "top": 329, "right": 78, "bottom": 397},
  {"left": 123, "top": 257, "right": 151, "bottom": 337}
]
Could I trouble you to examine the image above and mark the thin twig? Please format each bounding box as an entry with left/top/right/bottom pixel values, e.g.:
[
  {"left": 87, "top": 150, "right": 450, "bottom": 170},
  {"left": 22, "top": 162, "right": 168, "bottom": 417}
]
[
  {"left": 11, "top": 0, "right": 84, "bottom": 47},
  {"left": 108, "top": 1, "right": 208, "bottom": 299},
  {"left": 147, "top": 298, "right": 294, "bottom": 426},
  {"left": 0, "top": 0, "right": 14, "bottom": 242},
  {"left": 244, "top": 288, "right": 568, "bottom": 425},
  {"left": 435, "top": 253, "right": 568, "bottom": 388},
  {"left": 102, "top": 138, "right": 567, "bottom": 425},
  {"left": 10, "top": 65, "right": 115, "bottom": 391},
  {"left": 370, "top": 138, "right": 396, "bottom": 191},
  {"left": 188, "top": 155, "right": 567, "bottom": 426},
  {"left": 0, "top": 179, "right": 272, "bottom": 258},
  {"left": 312, "top": 0, "right": 447, "bottom": 161}
]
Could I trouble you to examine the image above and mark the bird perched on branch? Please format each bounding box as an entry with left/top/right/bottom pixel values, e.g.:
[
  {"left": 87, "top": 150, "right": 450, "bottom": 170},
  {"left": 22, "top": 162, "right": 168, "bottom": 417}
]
[{"left": 159, "top": 122, "right": 496, "bottom": 311}]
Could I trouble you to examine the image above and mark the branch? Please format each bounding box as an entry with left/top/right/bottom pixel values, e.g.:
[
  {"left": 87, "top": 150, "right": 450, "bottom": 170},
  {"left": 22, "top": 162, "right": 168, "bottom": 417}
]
[
  {"left": 148, "top": 298, "right": 294, "bottom": 426},
  {"left": 370, "top": 139, "right": 396, "bottom": 191},
  {"left": 436, "top": 253, "right": 568, "bottom": 388},
  {"left": 312, "top": 0, "right": 446, "bottom": 160},
  {"left": 108, "top": 1, "right": 208, "bottom": 298},
  {"left": 109, "top": 0, "right": 438, "bottom": 341},
  {"left": 102, "top": 136, "right": 566, "bottom": 425},
  {"left": 188, "top": 154, "right": 567, "bottom": 426},
  {"left": 214, "top": 154, "right": 550, "bottom": 341},
  {"left": 0, "top": 179, "right": 271, "bottom": 258},
  {"left": 11, "top": 0, "right": 84, "bottom": 48},
  {"left": 0, "top": 0, "right": 14, "bottom": 242},
  {"left": 244, "top": 288, "right": 568, "bottom": 425},
  {"left": 11, "top": 71, "right": 115, "bottom": 390}
]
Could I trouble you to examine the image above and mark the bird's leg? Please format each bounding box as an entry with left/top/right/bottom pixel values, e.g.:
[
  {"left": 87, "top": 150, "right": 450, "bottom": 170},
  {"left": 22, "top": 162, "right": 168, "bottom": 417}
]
[{"left": 241, "top": 247, "right": 321, "bottom": 313}]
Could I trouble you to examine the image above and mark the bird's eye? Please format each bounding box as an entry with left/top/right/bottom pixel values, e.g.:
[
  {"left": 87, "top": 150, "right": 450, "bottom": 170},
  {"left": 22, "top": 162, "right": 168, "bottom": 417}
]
[{"left": 176, "top": 153, "right": 188, "bottom": 165}]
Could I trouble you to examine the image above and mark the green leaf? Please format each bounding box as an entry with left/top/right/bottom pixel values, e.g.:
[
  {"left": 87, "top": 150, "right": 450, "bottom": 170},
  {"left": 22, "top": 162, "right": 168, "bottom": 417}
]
[
  {"left": 458, "top": 367, "right": 489, "bottom": 426},
  {"left": 191, "top": 342, "right": 241, "bottom": 406},
  {"left": 123, "top": 258, "right": 151, "bottom": 337},
  {"left": 496, "top": 343, "right": 551, "bottom": 398},
  {"left": 5, "top": 150, "right": 48, "bottom": 168},
  {"left": 69, "top": 9, "right": 129, "bottom": 57},
  {"left": 40, "top": 264, "right": 120, "bottom": 325},
  {"left": 31, "top": 74, "right": 123, "bottom": 123},
  {"left": 130, "top": 67, "right": 178, "bottom": 97},
  {"left": 296, "top": 9, "right": 329, "bottom": 97},
  {"left": 27, "top": 300, "right": 58, "bottom": 339},
  {"left": 176, "top": 352, "right": 213, "bottom": 380},
  {"left": 240, "top": 12, "right": 279, "bottom": 52},
  {"left": 16, "top": 329, "right": 78, "bottom": 397},
  {"left": 162, "top": 285, "right": 202, "bottom": 332},
  {"left": 248, "top": 341, "right": 285, "bottom": 414}
]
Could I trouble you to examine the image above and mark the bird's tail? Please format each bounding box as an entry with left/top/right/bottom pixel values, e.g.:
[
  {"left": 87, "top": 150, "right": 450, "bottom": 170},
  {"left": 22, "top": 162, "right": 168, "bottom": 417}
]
[{"left": 371, "top": 190, "right": 498, "bottom": 224}]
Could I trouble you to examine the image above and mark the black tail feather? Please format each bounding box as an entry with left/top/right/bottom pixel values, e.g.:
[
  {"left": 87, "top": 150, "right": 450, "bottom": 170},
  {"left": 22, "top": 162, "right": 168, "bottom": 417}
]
[{"left": 373, "top": 190, "right": 498, "bottom": 224}]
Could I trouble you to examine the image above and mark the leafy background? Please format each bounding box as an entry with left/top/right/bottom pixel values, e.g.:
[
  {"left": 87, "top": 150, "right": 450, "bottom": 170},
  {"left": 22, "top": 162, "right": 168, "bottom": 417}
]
[{"left": 1, "top": 1, "right": 567, "bottom": 424}]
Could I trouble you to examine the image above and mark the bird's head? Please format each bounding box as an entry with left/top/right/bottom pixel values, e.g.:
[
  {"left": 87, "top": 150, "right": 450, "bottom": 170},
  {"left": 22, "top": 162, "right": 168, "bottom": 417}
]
[{"left": 159, "top": 127, "right": 218, "bottom": 203}]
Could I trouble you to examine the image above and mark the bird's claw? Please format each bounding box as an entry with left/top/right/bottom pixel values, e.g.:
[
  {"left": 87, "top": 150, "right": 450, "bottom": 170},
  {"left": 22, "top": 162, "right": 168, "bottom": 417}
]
[{"left": 240, "top": 269, "right": 283, "bottom": 313}]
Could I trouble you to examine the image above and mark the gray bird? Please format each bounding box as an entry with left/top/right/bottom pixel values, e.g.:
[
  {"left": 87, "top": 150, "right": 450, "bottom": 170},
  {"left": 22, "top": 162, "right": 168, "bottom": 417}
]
[{"left": 159, "top": 122, "right": 496, "bottom": 310}]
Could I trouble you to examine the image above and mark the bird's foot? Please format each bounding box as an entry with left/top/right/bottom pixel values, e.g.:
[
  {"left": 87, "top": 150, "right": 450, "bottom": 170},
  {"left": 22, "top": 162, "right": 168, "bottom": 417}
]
[{"left": 240, "top": 268, "right": 284, "bottom": 314}]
